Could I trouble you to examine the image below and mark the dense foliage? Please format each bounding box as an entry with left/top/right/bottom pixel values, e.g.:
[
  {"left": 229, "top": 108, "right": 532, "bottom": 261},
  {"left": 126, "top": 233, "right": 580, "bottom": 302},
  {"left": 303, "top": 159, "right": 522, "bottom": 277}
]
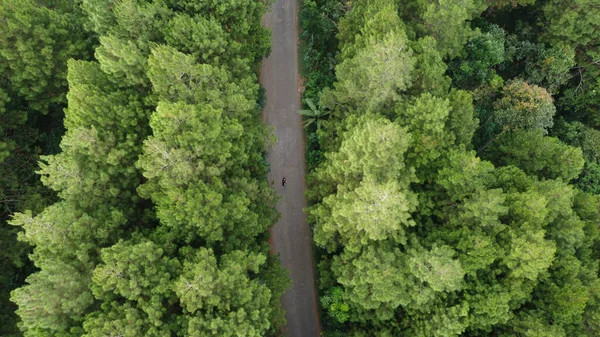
[
  {"left": 3, "top": 0, "right": 600, "bottom": 335},
  {"left": 301, "top": 0, "right": 600, "bottom": 335},
  {"left": 0, "top": 1, "right": 95, "bottom": 334},
  {"left": 3, "top": 0, "right": 287, "bottom": 336}
]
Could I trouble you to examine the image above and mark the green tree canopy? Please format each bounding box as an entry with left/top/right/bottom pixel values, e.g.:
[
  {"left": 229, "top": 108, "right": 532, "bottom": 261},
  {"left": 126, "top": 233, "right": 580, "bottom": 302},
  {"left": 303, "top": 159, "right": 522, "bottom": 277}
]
[
  {"left": 488, "top": 130, "right": 585, "bottom": 181},
  {"left": 492, "top": 79, "right": 556, "bottom": 134},
  {"left": 174, "top": 248, "right": 273, "bottom": 337},
  {"left": 323, "top": 29, "right": 416, "bottom": 114},
  {"left": 540, "top": 0, "right": 600, "bottom": 58}
]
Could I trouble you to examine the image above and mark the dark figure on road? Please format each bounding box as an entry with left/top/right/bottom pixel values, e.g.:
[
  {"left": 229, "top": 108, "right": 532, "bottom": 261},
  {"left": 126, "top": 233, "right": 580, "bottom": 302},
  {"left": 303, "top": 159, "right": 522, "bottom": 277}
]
[{"left": 282, "top": 177, "right": 287, "bottom": 187}]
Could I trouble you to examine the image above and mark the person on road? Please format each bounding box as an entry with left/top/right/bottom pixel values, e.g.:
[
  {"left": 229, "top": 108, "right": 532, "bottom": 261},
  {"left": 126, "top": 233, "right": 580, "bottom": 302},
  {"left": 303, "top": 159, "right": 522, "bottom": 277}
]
[{"left": 282, "top": 177, "right": 287, "bottom": 187}]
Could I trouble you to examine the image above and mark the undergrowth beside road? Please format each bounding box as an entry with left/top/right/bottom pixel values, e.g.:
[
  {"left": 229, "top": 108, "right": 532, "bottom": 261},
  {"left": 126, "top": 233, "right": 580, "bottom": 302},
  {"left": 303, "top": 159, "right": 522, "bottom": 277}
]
[
  {"left": 299, "top": 0, "right": 344, "bottom": 172},
  {"left": 298, "top": 1, "right": 347, "bottom": 336}
]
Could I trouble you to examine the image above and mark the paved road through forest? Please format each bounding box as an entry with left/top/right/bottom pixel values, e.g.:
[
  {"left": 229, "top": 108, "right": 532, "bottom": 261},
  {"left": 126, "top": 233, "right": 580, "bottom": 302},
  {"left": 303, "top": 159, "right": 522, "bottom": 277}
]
[{"left": 261, "top": 0, "right": 321, "bottom": 336}]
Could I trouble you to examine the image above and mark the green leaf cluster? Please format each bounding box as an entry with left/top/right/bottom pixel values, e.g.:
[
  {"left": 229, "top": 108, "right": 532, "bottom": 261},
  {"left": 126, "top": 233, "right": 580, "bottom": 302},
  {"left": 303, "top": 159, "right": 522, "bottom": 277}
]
[
  {"left": 307, "top": 1, "right": 600, "bottom": 336},
  {"left": 6, "top": 1, "right": 287, "bottom": 337}
]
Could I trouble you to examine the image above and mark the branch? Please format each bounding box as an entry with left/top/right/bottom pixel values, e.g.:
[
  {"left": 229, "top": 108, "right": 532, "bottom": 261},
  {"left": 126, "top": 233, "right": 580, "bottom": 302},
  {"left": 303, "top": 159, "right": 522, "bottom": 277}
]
[
  {"left": 574, "top": 67, "right": 584, "bottom": 93},
  {"left": 477, "top": 130, "right": 505, "bottom": 153}
]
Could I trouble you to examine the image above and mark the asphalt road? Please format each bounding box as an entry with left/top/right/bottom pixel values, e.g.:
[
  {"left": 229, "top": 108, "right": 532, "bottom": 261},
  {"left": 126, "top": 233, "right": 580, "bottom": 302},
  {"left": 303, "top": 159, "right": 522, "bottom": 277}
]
[{"left": 260, "top": 0, "right": 322, "bottom": 336}]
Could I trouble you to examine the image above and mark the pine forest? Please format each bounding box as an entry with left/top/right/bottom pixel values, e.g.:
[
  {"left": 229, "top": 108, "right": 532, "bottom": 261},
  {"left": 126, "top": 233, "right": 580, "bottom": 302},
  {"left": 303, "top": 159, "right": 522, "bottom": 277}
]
[{"left": 1, "top": 0, "right": 600, "bottom": 336}]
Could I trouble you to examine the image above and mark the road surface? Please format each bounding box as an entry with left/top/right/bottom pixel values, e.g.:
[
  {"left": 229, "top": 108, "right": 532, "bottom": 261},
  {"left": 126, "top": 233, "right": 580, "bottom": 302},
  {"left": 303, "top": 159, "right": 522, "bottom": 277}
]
[{"left": 260, "top": 0, "right": 322, "bottom": 336}]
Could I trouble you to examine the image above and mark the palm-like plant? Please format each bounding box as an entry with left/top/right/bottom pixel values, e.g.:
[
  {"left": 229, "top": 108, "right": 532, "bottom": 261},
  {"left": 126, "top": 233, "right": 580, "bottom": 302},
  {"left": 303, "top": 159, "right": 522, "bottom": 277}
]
[{"left": 298, "top": 98, "right": 329, "bottom": 130}]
